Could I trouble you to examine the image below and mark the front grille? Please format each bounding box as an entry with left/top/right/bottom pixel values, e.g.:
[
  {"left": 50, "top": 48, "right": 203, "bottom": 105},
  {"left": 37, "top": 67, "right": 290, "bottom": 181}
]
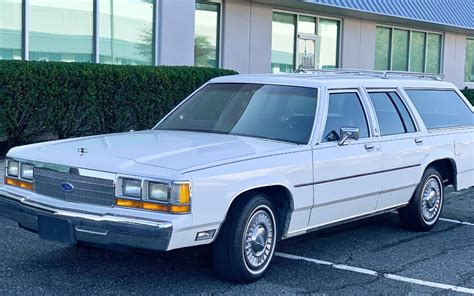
[{"left": 34, "top": 168, "right": 115, "bottom": 207}]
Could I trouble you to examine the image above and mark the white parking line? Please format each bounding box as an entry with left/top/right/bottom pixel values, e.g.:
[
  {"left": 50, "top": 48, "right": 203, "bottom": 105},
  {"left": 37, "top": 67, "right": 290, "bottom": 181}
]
[
  {"left": 389, "top": 211, "right": 474, "bottom": 227},
  {"left": 275, "top": 252, "right": 474, "bottom": 294},
  {"left": 439, "top": 217, "right": 474, "bottom": 227}
]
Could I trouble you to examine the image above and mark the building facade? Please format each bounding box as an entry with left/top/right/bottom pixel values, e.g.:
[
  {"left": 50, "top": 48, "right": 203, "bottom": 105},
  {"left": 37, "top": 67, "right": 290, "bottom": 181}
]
[{"left": 1, "top": 0, "right": 473, "bottom": 88}]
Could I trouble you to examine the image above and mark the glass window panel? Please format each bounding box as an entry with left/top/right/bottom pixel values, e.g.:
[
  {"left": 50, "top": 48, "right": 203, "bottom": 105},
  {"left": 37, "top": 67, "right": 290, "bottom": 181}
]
[
  {"left": 100, "top": 0, "right": 154, "bottom": 65},
  {"left": 375, "top": 27, "right": 391, "bottom": 70},
  {"left": 272, "top": 12, "right": 296, "bottom": 73},
  {"left": 392, "top": 29, "right": 409, "bottom": 71},
  {"left": 0, "top": 0, "right": 22, "bottom": 60},
  {"left": 323, "top": 93, "right": 369, "bottom": 142},
  {"left": 298, "top": 16, "right": 316, "bottom": 34},
  {"left": 410, "top": 32, "right": 426, "bottom": 72},
  {"left": 159, "top": 83, "right": 318, "bottom": 145},
  {"left": 369, "top": 92, "right": 406, "bottom": 136},
  {"left": 318, "top": 19, "right": 339, "bottom": 69},
  {"left": 29, "top": 0, "right": 93, "bottom": 62},
  {"left": 388, "top": 92, "right": 416, "bottom": 133},
  {"left": 297, "top": 16, "right": 317, "bottom": 70},
  {"left": 426, "top": 33, "right": 442, "bottom": 74},
  {"left": 466, "top": 39, "right": 474, "bottom": 82},
  {"left": 406, "top": 90, "right": 473, "bottom": 129},
  {"left": 195, "top": 2, "right": 220, "bottom": 68}
]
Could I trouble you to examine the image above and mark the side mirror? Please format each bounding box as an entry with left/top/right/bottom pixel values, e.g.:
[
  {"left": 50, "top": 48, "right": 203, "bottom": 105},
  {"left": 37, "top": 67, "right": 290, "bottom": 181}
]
[{"left": 338, "top": 127, "right": 360, "bottom": 146}]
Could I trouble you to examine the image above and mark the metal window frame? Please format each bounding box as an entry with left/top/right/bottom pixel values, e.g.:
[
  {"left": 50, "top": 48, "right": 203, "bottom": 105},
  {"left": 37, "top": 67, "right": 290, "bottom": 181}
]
[
  {"left": 22, "top": 0, "right": 29, "bottom": 60},
  {"left": 377, "top": 24, "right": 444, "bottom": 74},
  {"left": 273, "top": 9, "right": 342, "bottom": 72},
  {"left": 93, "top": 0, "right": 99, "bottom": 63},
  {"left": 20, "top": 0, "right": 159, "bottom": 65}
]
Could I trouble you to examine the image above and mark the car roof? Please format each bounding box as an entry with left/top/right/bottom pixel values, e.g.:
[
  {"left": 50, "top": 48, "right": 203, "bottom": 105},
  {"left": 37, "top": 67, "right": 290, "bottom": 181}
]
[{"left": 209, "top": 72, "right": 457, "bottom": 90}]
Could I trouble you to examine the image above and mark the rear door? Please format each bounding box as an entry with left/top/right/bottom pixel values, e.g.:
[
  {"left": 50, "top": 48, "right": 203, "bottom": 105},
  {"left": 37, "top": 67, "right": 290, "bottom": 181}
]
[
  {"left": 308, "top": 89, "right": 383, "bottom": 227},
  {"left": 365, "top": 89, "right": 428, "bottom": 209}
]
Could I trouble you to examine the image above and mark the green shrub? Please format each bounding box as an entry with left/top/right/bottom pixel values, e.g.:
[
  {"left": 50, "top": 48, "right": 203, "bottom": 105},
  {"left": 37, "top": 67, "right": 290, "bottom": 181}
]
[
  {"left": 0, "top": 60, "right": 236, "bottom": 155},
  {"left": 461, "top": 88, "right": 474, "bottom": 106}
]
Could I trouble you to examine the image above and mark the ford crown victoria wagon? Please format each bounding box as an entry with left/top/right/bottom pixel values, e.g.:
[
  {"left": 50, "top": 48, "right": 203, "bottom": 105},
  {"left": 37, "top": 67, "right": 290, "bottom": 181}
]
[{"left": 1, "top": 70, "right": 473, "bottom": 283}]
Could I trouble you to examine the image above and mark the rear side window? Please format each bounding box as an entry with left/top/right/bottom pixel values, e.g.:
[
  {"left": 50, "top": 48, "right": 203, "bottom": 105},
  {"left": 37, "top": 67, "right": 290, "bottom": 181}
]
[
  {"left": 405, "top": 90, "right": 473, "bottom": 129},
  {"left": 368, "top": 92, "right": 416, "bottom": 136}
]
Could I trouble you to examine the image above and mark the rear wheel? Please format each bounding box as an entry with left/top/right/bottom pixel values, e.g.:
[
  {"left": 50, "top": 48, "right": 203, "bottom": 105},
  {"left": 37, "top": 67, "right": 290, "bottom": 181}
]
[
  {"left": 398, "top": 167, "right": 444, "bottom": 231},
  {"left": 213, "top": 194, "right": 277, "bottom": 283}
]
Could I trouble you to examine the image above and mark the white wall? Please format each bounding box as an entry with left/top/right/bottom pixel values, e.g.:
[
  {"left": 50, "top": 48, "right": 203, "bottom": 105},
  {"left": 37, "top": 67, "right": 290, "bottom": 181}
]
[
  {"left": 158, "top": 0, "right": 195, "bottom": 66},
  {"left": 221, "top": 0, "right": 272, "bottom": 73},
  {"left": 340, "top": 17, "right": 376, "bottom": 70},
  {"left": 443, "top": 32, "right": 471, "bottom": 89},
  {"left": 157, "top": 0, "right": 472, "bottom": 88}
]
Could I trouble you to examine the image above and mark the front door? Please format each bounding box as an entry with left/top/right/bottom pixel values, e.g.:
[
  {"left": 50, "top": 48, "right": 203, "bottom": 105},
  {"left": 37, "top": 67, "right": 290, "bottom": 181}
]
[{"left": 308, "top": 90, "right": 383, "bottom": 227}]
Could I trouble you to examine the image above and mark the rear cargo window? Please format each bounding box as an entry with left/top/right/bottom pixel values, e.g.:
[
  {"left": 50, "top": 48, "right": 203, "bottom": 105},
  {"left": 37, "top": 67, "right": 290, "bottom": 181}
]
[{"left": 405, "top": 90, "right": 473, "bottom": 129}]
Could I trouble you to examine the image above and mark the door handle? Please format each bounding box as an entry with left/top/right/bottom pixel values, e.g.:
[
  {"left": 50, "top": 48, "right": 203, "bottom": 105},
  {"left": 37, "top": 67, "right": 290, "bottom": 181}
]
[
  {"left": 414, "top": 138, "right": 423, "bottom": 144},
  {"left": 364, "top": 144, "right": 375, "bottom": 151}
]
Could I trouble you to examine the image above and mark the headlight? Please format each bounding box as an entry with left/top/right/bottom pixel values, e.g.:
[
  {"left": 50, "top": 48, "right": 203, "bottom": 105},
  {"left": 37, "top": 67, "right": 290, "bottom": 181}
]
[
  {"left": 20, "top": 163, "right": 34, "bottom": 180},
  {"left": 148, "top": 182, "right": 169, "bottom": 202},
  {"left": 122, "top": 178, "right": 142, "bottom": 198},
  {"left": 116, "top": 177, "right": 191, "bottom": 214},
  {"left": 7, "top": 160, "right": 19, "bottom": 177}
]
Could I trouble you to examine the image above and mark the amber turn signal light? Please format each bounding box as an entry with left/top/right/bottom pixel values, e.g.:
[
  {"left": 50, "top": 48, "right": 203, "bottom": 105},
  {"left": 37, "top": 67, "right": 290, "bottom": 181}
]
[
  {"left": 115, "top": 198, "right": 190, "bottom": 214},
  {"left": 4, "top": 177, "right": 34, "bottom": 190}
]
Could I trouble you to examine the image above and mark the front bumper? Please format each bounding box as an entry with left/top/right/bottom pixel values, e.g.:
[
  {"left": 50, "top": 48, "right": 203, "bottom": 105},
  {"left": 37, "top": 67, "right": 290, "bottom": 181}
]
[{"left": 0, "top": 188, "right": 172, "bottom": 251}]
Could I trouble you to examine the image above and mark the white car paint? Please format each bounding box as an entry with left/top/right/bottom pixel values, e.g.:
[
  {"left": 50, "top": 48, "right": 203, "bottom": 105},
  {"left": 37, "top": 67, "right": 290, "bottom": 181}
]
[{"left": 3, "top": 73, "right": 474, "bottom": 250}]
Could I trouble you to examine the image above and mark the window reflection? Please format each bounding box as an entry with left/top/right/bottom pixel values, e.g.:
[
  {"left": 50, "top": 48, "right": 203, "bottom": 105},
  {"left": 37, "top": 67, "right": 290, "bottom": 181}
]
[
  {"left": 392, "top": 29, "right": 409, "bottom": 71},
  {"left": 426, "top": 33, "right": 441, "bottom": 74},
  {"left": 297, "top": 16, "right": 317, "bottom": 70},
  {"left": 410, "top": 32, "right": 426, "bottom": 73},
  {"left": 272, "top": 12, "right": 340, "bottom": 73},
  {"left": 0, "top": 0, "right": 22, "bottom": 60},
  {"left": 465, "top": 39, "right": 474, "bottom": 82},
  {"left": 29, "top": 0, "right": 93, "bottom": 62},
  {"left": 195, "top": 2, "right": 220, "bottom": 68},
  {"left": 375, "top": 27, "right": 391, "bottom": 70},
  {"left": 100, "top": 0, "right": 154, "bottom": 65},
  {"left": 374, "top": 26, "right": 442, "bottom": 74},
  {"left": 272, "top": 12, "right": 296, "bottom": 73},
  {"left": 318, "top": 18, "right": 339, "bottom": 69}
]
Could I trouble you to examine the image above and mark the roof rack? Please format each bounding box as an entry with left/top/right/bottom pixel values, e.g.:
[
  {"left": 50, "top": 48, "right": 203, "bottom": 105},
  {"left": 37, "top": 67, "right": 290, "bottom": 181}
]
[{"left": 294, "top": 68, "right": 445, "bottom": 81}]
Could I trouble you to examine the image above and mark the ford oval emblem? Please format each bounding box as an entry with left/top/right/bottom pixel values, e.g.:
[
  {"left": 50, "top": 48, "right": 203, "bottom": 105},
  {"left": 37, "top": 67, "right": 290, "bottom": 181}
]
[{"left": 61, "top": 182, "right": 74, "bottom": 192}]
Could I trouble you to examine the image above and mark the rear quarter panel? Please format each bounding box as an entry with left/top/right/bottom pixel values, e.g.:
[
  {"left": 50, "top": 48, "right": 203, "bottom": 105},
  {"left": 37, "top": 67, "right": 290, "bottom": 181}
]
[{"left": 420, "top": 128, "right": 474, "bottom": 190}]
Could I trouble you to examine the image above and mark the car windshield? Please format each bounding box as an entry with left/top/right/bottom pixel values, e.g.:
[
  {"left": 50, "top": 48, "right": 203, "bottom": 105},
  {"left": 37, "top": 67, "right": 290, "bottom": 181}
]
[{"left": 156, "top": 83, "right": 318, "bottom": 144}]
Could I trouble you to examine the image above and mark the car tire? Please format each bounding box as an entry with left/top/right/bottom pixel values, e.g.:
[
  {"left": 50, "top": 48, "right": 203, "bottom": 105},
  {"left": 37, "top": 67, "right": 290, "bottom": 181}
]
[
  {"left": 398, "top": 167, "right": 444, "bottom": 231},
  {"left": 213, "top": 193, "right": 277, "bottom": 283}
]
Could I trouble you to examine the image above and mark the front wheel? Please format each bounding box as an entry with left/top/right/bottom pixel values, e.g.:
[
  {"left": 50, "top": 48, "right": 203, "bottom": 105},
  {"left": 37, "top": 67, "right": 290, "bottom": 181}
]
[
  {"left": 398, "top": 167, "right": 444, "bottom": 231},
  {"left": 213, "top": 194, "right": 277, "bottom": 283}
]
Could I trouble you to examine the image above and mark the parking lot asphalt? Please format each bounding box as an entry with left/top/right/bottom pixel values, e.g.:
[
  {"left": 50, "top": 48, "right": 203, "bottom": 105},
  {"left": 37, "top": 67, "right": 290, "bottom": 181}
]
[{"left": 0, "top": 159, "right": 473, "bottom": 295}]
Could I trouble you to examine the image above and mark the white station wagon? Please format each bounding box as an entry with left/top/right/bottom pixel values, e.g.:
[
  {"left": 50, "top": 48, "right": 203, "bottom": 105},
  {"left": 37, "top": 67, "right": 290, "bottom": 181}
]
[{"left": 1, "top": 70, "right": 473, "bottom": 283}]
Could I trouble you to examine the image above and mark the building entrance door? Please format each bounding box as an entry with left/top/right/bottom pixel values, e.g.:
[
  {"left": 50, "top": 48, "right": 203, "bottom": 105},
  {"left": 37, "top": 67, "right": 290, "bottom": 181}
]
[{"left": 297, "top": 33, "right": 321, "bottom": 70}]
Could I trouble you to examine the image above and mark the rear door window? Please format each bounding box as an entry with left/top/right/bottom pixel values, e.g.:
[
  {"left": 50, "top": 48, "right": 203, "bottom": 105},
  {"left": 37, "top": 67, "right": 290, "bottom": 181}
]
[
  {"left": 405, "top": 90, "right": 473, "bottom": 129},
  {"left": 368, "top": 92, "right": 416, "bottom": 136}
]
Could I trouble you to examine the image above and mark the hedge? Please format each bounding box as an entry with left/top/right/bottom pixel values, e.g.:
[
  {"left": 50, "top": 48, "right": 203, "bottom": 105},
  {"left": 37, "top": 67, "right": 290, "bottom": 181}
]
[{"left": 0, "top": 61, "right": 237, "bottom": 155}]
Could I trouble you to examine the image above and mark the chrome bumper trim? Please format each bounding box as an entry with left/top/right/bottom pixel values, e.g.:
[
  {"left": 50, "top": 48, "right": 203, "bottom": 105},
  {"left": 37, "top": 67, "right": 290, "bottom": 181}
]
[{"left": 0, "top": 188, "right": 172, "bottom": 251}]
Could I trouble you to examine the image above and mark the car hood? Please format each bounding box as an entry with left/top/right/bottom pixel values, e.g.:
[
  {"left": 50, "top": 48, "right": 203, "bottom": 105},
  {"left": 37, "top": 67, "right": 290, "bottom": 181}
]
[{"left": 8, "top": 130, "right": 295, "bottom": 172}]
